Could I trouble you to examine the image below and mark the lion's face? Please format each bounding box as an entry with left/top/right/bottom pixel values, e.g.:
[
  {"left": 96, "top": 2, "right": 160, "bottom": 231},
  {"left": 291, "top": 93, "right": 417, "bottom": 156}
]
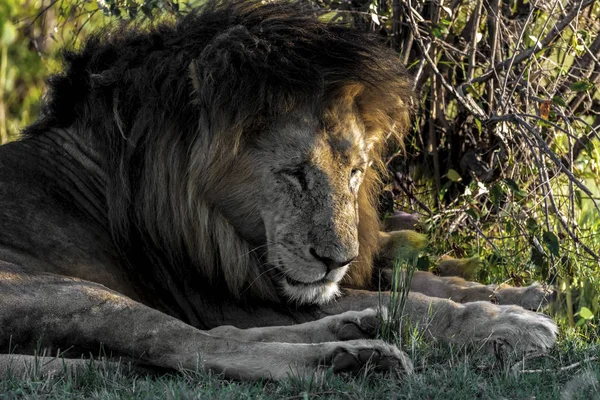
[{"left": 254, "top": 110, "right": 370, "bottom": 305}]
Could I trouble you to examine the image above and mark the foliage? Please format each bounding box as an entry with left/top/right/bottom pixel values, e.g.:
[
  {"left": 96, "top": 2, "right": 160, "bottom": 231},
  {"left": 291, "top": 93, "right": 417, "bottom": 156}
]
[
  {"left": 317, "top": 0, "right": 600, "bottom": 330},
  {"left": 0, "top": 0, "right": 184, "bottom": 142}
]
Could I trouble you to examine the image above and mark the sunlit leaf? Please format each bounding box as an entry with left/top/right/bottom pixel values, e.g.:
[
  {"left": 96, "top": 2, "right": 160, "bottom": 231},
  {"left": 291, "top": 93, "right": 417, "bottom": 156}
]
[
  {"left": 474, "top": 117, "right": 482, "bottom": 134},
  {"left": 1, "top": 21, "right": 17, "bottom": 46},
  {"left": 371, "top": 12, "right": 380, "bottom": 25},
  {"left": 447, "top": 169, "right": 461, "bottom": 182},
  {"left": 579, "top": 307, "right": 594, "bottom": 320},
  {"left": 528, "top": 35, "right": 542, "bottom": 49}
]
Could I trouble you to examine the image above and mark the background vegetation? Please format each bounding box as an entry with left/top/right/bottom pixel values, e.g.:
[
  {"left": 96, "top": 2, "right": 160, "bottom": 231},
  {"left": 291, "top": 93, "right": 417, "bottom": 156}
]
[{"left": 1, "top": 0, "right": 599, "bottom": 397}]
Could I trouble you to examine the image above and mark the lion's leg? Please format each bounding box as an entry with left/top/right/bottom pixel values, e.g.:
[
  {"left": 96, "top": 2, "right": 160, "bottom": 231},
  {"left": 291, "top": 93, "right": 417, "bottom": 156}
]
[
  {"left": 211, "top": 289, "right": 556, "bottom": 356},
  {"left": 376, "top": 231, "right": 555, "bottom": 310},
  {"left": 208, "top": 308, "right": 382, "bottom": 343},
  {"left": 319, "top": 289, "right": 557, "bottom": 355},
  {"left": 376, "top": 268, "right": 554, "bottom": 309},
  {"left": 0, "top": 268, "right": 412, "bottom": 379},
  {"left": 409, "top": 271, "right": 556, "bottom": 310}
]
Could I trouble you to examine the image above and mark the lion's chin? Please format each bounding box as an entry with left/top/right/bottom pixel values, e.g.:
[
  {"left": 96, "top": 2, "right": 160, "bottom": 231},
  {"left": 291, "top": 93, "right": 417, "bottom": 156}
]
[{"left": 280, "top": 279, "right": 341, "bottom": 305}]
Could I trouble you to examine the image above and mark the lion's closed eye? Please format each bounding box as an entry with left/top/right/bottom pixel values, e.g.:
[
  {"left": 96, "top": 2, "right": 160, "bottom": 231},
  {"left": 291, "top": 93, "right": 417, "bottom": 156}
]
[{"left": 280, "top": 168, "right": 308, "bottom": 191}]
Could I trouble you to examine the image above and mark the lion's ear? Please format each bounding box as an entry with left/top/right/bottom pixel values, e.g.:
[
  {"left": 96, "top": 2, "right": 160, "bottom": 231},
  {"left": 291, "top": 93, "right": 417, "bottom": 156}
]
[
  {"left": 190, "top": 26, "right": 271, "bottom": 122},
  {"left": 189, "top": 25, "right": 316, "bottom": 125}
]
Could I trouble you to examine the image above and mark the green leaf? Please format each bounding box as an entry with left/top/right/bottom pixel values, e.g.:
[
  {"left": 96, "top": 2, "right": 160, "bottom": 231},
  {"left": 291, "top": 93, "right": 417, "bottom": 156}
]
[
  {"left": 526, "top": 217, "right": 539, "bottom": 234},
  {"left": 431, "top": 27, "right": 443, "bottom": 39},
  {"left": 474, "top": 117, "right": 482, "bottom": 135},
  {"left": 542, "top": 231, "right": 560, "bottom": 257},
  {"left": 579, "top": 307, "right": 594, "bottom": 320},
  {"left": 570, "top": 80, "right": 595, "bottom": 92},
  {"left": 1, "top": 21, "right": 16, "bottom": 46},
  {"left": 447, "top": 169, "right": 461, "bottom": 182},
  {"left": 465, "top": 207, "right": 480, "bottom": 220},
  {"left": 575, "top": 190, "right": 582, "bottom": 209},
  {"left": 552, "top": 96, "right": 567, "bottom": 107},
  {"left": 431, "top": 23, "right": 449, "bottom": 38},
  {"left": 530, "top": 244, "right": 547, "bottom": 268},
  {"left": 504, "top": 178, "right": 527, "bottom": 197},
  {"left": 490, "top": 184, "right": 505, "bottom": 208}
]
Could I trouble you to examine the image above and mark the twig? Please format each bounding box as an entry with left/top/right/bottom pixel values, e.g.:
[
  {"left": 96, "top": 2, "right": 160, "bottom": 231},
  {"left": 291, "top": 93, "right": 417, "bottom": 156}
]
[
  {"left": 514, "top": 118, "right": 600, "bottom": 262},
  {"left": 514, "top": 115, "right": 600, "bottom": 213},
  {"left": 499, "top": 0, "right": 539, "bottom": 111},
  {"left": 501, "top": 0, "right": 561, "bottom": 114},
  {"left": 466, "top": 0, "right": 483, "bottom": 82},
  {"left": 513, "top": 356, "right": 599, "bottom": 374},
  {"left": 460, "top": 0, "right": 596, "bottom": 89},
  {"left": 394, "top": 173, "right": 433, "bottom": 215},
  {"left": 22, "top": 0, "right": 60, "bottom": 31},
  {"left": 405, "top": 0, "right": 487, "bottom": 119}
]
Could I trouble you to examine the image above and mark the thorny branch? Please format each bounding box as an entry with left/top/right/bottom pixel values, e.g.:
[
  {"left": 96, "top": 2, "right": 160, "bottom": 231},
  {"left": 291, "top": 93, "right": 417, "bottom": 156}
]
[{"left": 393, "top": 0, "right": 600, "bottom": 267}]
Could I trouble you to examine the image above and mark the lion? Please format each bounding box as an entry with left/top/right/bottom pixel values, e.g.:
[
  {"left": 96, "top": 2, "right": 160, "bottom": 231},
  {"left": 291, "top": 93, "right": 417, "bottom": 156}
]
[{"left": 0, "top": 0, "right": 557, "bottom": 380}]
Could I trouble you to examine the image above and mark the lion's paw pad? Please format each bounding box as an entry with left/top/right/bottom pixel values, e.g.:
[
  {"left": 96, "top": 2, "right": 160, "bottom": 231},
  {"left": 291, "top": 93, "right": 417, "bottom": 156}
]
[{"left": 333, "top": 308, "right": 385, "bottom": 341}]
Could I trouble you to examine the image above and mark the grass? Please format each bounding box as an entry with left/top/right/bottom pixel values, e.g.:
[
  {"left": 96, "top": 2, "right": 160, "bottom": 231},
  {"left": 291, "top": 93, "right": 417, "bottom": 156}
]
[
  {"left": 1, "top": 333, "right": 598, "bottom": 399},
  {"left": 2, "top": 255, "right": 598, "bottom": 399},
  {"left": 3, "top": 260, "right": 598, "bottom": 399}
]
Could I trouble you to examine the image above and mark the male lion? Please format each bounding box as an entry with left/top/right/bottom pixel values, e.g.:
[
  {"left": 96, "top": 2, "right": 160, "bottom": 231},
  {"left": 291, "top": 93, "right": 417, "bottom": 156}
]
[{"left": 0, "top": 0, "right": 556, "bottom": 380}]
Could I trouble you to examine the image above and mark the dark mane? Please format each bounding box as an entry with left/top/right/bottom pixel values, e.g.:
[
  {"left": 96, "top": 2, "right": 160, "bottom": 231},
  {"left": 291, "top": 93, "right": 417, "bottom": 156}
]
[
  {"left": 31, "top": 1, "right": 404, "bottom": 133},
  {"left": 24, "top": 1, "right": 414, "bottom": 323}
]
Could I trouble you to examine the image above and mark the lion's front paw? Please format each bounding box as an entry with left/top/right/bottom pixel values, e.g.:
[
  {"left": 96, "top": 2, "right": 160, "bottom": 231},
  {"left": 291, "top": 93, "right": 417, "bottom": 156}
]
[
  {"left": 494, "top": 283, "right": 557, "bottom": 310},
  {"left": 479, "top": 305, "right": 558, "bottom": 355},
  {"left": 324, "top": 340, "right": 413, "bottom": 375},
  {"left": 329, "top": 308, "right": 383, "bottom": 341}
]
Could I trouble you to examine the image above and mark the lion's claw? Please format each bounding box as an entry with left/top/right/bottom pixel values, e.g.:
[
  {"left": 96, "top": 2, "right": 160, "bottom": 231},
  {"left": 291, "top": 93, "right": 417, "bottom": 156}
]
[
  {"left": 326, "top": 340, "right": 413, "bottom": 375},
  {"left": 332, "top": 308, "right": 383, "bottom": 341}
]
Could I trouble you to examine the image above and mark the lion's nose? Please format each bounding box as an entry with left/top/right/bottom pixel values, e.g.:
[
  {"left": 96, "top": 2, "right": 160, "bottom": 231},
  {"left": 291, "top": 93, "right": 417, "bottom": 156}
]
[{"left": 309, "top": 248, "right": 357, "bottom": 273}]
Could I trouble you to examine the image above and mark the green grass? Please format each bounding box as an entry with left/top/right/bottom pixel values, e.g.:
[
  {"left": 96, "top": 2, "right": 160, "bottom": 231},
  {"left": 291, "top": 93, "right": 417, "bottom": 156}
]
[
  {"left": 3, "top": 259, "right": 598, "bottom": 399},
  {"left": 2, "top": 331, "right": 598, "bottom": 399}
]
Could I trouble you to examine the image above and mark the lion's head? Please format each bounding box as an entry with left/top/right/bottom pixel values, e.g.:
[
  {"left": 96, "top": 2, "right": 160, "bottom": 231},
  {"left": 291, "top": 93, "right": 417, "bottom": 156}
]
[
  {"left": 213, "top": 102, "right": 374, "bottom": 304},
  {"left": 27, "top": 1, "right": 414, "bottom": 315}
]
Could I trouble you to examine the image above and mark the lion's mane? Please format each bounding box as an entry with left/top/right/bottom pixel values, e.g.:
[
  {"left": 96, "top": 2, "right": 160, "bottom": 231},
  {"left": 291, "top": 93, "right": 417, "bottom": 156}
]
[{"left": 24, "top": 1, "right": 413, "bottom": 325}]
